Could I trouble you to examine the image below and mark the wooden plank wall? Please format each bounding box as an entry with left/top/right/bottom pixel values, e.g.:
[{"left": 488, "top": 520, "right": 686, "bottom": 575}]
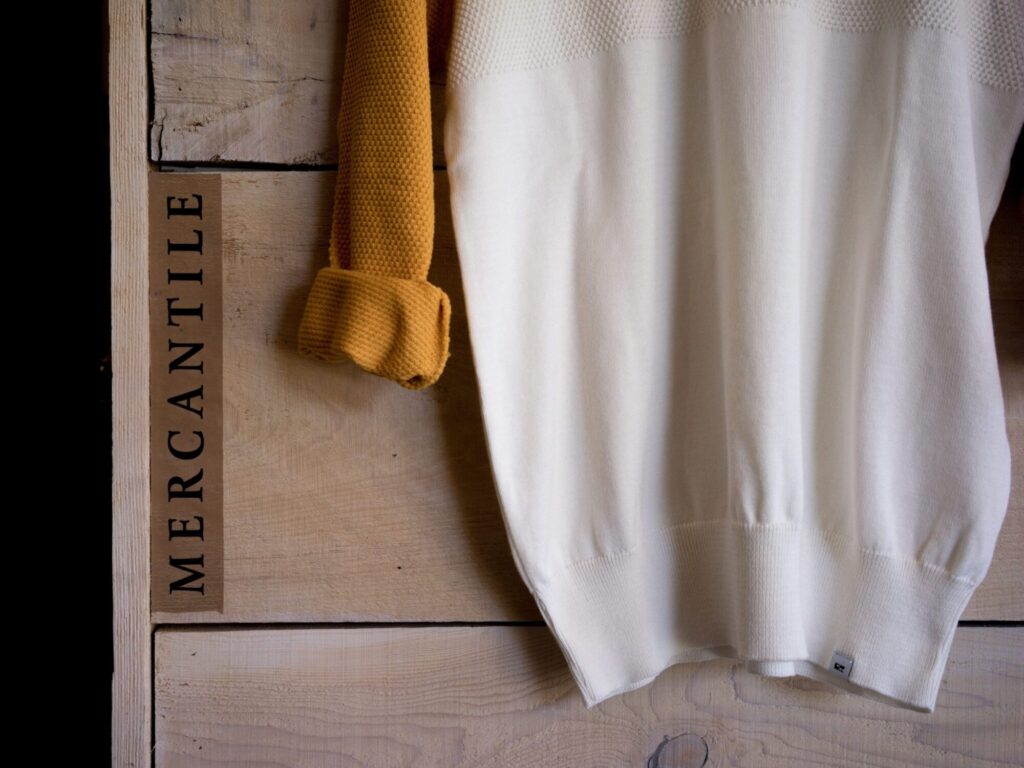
[
  {"left": 147, "top": 171, "right": 541, "bottom": 625},
  {"left": 145, "top": 168, "right": 1023, "bottom": 626},
  {"left": 154, "top": 626, "right": 1024, "bottom": 767},
  {"left": 119, "top": 1, "right": 1024, "bottom": 765}
]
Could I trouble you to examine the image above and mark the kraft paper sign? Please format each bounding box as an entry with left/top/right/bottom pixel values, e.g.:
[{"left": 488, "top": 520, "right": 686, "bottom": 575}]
[{"left": 149, "top": 172, "right": 224, "bottom": 613}]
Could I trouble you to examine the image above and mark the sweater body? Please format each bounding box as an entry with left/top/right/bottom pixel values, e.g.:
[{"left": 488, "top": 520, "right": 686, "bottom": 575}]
[{"left": 443, "top": 1, "right": 1024, "bottom": 711}]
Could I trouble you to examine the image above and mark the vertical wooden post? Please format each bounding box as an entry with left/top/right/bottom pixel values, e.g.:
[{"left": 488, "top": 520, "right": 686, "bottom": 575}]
[{"left": 111, "top": 0, "right": 152, "bottom": 764}]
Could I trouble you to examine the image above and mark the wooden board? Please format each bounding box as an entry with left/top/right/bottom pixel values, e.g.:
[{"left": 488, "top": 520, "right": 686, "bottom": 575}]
[
  {"left": 151, "top": 170, "right": 539, "bottom": 624},
  {"left": 154, "top": 625, "right": 1024, "bottom": 767},
  {"left": 112, "top": 0, "right": 152, "bottom": 765},
  {"left": 151, "top": 170, "right": 1024, "bottom": 624},
  {"left": 989, "top": 417, "right": 1023, "bottom": 619},
  {"left": 150, "top": 0, "right": 448, "bottom": 167}
]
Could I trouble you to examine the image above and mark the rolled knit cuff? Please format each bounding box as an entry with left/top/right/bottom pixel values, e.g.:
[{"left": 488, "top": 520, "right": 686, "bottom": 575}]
[{"left": 298, "top": 266, "right": 451, "bottom": 390}]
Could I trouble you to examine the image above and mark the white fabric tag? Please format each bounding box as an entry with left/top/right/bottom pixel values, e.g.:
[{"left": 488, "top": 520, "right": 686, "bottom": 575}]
[{"left": 829, "top": 650, "right": 855, "bottom": 679}]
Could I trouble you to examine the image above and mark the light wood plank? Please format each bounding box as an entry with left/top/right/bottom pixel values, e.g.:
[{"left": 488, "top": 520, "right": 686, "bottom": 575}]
[
  {"left": 991, "top": 417, "right": 1024, "bottom": 620},
  {"left": 155, "top": 625, "right": 1024, "bottom": 767},
  {"left": 152, "top": 170, "right": 539, "bottom": 624},
  {"left": 112, "top": 0, "right": 152, "bottom": 765},
  {"left": 152, "top": 171, "right": 1022, "bottom": 624},
  {"left": 150, "top": 0, "right": 448, "bottom": 166}
]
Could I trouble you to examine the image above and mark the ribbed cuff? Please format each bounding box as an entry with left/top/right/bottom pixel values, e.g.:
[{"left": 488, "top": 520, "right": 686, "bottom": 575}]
[
  {"left": 298, "top": 266, "right": 451, "bottom": 391},
  {"left": 525, "top": 521, "right": 978, "bottom": 712}
]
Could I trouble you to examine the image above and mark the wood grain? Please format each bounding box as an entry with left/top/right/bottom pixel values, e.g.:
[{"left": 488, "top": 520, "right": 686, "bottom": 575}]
[
  {"left": 152, "top": 170, "right": 539, "bottom": 625},
  {"left": 150, "top": 171, "right": 1023, "bottom": 624},
  {"left": 112, "top": 0, "right": 152, "bottom": 765},
  {"left": 154, "top": 625, "right": 1024, "bottom": 767},
  {"left": 150, "top": 0, "right": 448, "bottom": 166}
]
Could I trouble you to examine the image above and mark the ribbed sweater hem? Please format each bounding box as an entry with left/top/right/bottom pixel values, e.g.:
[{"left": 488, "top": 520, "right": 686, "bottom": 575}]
[{"left": 524, "top": 520, "right": 977, "bottom": 712}]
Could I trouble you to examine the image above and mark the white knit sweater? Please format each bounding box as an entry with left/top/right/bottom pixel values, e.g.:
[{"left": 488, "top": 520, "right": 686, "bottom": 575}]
[{"left": 441, "top": 0, "right": 1024, "bottom": 711}]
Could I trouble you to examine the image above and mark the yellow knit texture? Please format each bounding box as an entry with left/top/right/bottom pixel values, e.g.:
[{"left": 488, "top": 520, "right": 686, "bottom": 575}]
[{"left": 297, "top": 1, "right": 451, "bottom": 391}]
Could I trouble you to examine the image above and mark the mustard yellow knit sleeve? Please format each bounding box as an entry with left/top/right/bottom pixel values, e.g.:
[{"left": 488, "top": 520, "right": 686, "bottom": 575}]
[{"left": 297, "top": 1, "right": 451, "bottom": 391}]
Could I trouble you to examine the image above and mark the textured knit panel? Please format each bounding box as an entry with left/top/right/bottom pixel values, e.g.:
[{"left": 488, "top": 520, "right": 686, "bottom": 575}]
[
  {"left": 448, "top": 0, "right": 1024, "bottom": 91},
  {"left": 298, "top": 0, "right": 451, "bottom": 390}
]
